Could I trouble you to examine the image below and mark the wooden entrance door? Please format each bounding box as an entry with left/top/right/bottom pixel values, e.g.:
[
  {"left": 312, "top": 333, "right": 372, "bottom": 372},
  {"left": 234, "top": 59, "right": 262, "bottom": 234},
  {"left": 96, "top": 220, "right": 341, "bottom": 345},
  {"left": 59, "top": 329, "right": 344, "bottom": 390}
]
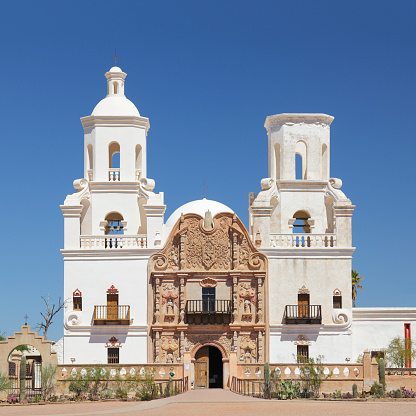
[
  {"left": 195, "top": 346, "right": 209, "bottom": 388},
  {"left": 107, "top": 294, "right": 118, "bottom": 320},
  {"left": 298, "top": 294, "right": 309, "bottom": 318}
]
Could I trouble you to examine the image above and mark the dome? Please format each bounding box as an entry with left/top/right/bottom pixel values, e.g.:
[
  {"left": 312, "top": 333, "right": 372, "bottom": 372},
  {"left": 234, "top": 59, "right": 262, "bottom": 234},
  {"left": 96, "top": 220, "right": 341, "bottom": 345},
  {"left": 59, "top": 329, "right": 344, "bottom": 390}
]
[
  {"left": 92, "top": 96, "right": 140, "bottom": 117},
  {"left": 109, "top": 66, "right": 123, "bottom": 73},
  {"left": 166, "top": 198, "right": 234, "bottom": 229}
]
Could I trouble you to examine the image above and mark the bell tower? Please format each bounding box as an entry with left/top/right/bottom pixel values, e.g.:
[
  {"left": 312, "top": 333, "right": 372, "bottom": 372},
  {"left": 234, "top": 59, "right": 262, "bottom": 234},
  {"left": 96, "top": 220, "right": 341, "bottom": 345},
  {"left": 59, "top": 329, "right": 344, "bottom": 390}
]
[
  {"left": 60, "top": 66, "right": 165, "bottom": 365},
  {"left": 249, "top": 113, "right": 355, "bottom": 364}
]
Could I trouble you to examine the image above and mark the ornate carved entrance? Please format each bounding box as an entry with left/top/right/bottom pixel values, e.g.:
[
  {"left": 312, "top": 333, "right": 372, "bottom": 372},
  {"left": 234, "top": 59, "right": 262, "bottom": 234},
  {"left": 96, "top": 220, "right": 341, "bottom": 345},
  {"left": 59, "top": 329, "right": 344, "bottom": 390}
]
[{"left": 148, "top": 212, "right": 267, "bottom": 388}]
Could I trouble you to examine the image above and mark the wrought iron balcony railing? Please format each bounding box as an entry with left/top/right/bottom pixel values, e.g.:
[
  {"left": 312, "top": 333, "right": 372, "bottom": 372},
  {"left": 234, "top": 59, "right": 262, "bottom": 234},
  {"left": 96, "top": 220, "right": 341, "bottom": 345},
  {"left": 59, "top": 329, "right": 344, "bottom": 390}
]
[
  {"left": 185, "top": 300, "right": 232, "bottom": 325},
  {"left": 93, "top": 305, "right": 130, "bottom": 325},
  {"left": 284, "top": 305, "right": 322, "bottom": 324}
]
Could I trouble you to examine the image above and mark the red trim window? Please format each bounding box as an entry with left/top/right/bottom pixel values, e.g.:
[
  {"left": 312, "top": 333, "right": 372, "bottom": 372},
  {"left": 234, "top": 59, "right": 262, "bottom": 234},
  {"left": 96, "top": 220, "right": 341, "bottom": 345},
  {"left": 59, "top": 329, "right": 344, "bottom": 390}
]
[{"left": 73, "top": 289, "right": 82, "bottom": 311}]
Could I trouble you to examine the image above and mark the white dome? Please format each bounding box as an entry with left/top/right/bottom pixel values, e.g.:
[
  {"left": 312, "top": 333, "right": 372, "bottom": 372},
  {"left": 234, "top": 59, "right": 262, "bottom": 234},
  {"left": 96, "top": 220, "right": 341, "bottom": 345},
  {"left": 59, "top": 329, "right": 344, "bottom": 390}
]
[
  {"left": 109, "top": 66, "right": 123, "bottom": 73},
  {"left": 92, "top": 96, "right": 140, "bottom": 117},
  {"left": 166, "top": 198, "right": 234, "bottom": 229}
]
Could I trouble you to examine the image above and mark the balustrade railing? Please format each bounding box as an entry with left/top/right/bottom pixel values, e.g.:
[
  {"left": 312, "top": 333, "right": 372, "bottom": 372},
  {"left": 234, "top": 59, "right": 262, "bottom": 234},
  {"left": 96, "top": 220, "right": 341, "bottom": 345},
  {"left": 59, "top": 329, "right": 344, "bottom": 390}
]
[
  {"left": 284, "top": 305, "right": 322, "bottom": 324},
  {"left": 185, "top": 300, "right": 232, "bottom": 325},
  {"left": 94, "top": 305, "right": 130, "bottom": 324},
  {"left": 80, "top": 235, "right": 147, "bottom": 249},
  {"left": 108, "top": 168, "right": 120, "bottom": 181},
  {"left": 185, "top": 300, "right": 231, "bottom": 314},
  {"left": 269, "top": 233, "right": 336, "bottom": 248}
]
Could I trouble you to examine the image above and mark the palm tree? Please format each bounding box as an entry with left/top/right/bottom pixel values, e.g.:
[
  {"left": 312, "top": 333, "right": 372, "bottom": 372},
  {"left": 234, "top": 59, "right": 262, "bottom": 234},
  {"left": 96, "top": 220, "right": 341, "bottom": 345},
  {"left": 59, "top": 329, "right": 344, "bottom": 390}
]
[{"left": 352, "top": 270, "right": 364, "bottom": 307}]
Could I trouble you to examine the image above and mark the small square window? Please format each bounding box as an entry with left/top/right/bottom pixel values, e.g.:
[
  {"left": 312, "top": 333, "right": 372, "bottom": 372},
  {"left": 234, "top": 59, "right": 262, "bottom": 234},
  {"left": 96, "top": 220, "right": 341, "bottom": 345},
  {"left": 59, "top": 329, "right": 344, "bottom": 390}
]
[
  {"left": 108, "top": 348, "right": 119, "bottom": 364},
  {"left": 297, "top": 345, "right": 309, "bottom": 363},
  {"left": 333, "top": 296, "right": 342, "bottom": 309}
]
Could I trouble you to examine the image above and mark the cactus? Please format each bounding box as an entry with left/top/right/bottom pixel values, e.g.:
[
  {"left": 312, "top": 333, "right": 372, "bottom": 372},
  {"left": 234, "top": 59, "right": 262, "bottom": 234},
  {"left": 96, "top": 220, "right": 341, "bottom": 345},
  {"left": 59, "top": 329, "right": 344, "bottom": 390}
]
[
  {"left": 19, "top": 355, "right": 26, "bottom": 402},
  {"left": 352, "top": 383, "right": 358, "bottom": 398},
  {"left": 263, "top": 362, "right": 270, "bottom": 399},
  {"left": 378, "top": 358, "right": 385, "bottom": 388}
]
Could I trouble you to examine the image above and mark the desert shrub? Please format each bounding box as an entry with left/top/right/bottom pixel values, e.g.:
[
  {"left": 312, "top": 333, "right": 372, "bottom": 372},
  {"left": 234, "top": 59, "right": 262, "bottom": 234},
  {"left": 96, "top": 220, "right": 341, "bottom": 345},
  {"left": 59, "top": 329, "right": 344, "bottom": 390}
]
[
  {"left": 115, "top": 387, "right": 128, "bottom": 400},
  {"left": 41, "top": 364, "right": 57, "bottom": 400}
]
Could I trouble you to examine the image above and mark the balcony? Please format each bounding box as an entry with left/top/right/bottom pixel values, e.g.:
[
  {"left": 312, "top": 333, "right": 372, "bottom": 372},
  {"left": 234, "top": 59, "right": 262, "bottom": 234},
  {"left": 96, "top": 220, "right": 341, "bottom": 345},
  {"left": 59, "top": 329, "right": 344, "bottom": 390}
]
[
  {"left": 185, "top": 300, "right": 232, "bottom": 325},
  {"left": 94, "top": 305, "right": 130, "bottom": 325},
  {"left": 269, "top": 234, "right": 336, "bottom": 248},
  {"left": 80, "top": 235, "right": 147, "bottom": 249},
  {"left": 284, "top": 305, "right": 322, "bottom": 324}
]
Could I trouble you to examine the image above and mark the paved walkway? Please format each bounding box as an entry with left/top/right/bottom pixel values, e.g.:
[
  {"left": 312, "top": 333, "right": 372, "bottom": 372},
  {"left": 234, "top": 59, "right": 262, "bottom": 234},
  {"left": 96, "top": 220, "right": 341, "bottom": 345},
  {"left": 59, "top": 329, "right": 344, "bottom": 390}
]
[{"left": 2, "top": 390, "right": 416, "bottom": 416}]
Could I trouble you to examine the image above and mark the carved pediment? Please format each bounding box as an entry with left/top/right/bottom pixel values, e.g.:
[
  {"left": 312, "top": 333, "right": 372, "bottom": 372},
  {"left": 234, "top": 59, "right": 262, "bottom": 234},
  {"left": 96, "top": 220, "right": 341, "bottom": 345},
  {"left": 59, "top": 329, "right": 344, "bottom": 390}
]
[{"left": 151, "top": 212, "right": 266, "bottom": 273}]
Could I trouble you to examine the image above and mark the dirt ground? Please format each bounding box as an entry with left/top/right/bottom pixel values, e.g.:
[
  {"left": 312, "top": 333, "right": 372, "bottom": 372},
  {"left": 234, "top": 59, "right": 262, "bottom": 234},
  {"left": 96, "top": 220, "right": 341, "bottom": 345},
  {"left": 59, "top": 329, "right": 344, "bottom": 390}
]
[{"left": 1, "top": 389, "right": 415, "bottom": 416}]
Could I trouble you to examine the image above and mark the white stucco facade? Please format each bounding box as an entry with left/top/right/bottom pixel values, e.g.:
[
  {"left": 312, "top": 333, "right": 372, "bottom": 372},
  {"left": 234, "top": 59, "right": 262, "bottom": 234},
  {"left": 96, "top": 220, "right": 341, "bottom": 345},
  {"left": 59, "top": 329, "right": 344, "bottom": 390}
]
[{"left": 61, "top": 66, "right": 415, "bottom": 367}]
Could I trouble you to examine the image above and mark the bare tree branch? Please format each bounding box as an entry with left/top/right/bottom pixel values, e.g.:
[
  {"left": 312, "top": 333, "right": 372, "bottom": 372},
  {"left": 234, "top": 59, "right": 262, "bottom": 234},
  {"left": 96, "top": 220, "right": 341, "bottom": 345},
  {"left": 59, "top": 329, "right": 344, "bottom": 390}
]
[{"left": 36, "top": 294, "right": 66, "bottom": 339}]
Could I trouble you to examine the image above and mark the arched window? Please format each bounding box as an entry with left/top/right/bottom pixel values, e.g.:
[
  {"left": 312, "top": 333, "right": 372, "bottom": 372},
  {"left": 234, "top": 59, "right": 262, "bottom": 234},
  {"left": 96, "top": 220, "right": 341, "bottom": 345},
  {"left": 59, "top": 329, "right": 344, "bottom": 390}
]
[
  {"left": 113, "top": 81, "right": 118, "bottom": 94},
  {"left": 109, "top": 142, "right": 120, "bottom": 169},
  {"left": 292, "top": 210, "right": 311, "bottom": 234},
  {"left": 105, "top": 212, "right": 124, "bottom": 235},
  {"left": 295, "top": 141, "right": 307, "bottom": 179}
]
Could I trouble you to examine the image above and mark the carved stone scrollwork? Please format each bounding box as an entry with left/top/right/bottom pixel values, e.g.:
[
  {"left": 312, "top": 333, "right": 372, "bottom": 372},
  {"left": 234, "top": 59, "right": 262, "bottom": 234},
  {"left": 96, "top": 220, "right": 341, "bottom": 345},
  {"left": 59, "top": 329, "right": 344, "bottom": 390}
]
[
  {"left": 160, "top": 336, "right": 179, "bottom": 363},
  {"left": 294, "top": 335, "right": 311, "bottom": 346},
  {"left": 149, "top": 212, "right": 267, "bottom": 273},
  {"left": 240, "top": 335, "right": 257, "bottom": 363},
  {"left": 298, "top": 285, "right": 310, "bottom": 294},
  {"left": 186, "top": 334, "right": 232, "bottom": 355},
  {"left": 332, "top": 309, "right": 351, "bottom": 326},
  {"left": 257, "top": 276, "right": 264, "bottom": 323},
  {"left": 200, "top": 277, "right": 217, "bottom": 288},
  {"left": 154, "top": 254, "right": 168, "bottom": 271},
  {"left": 248, "top": 253, "right": 263, "bottom": 270},
  {"left": 154, "top": 278, "right": 161, "bottom": 324}
]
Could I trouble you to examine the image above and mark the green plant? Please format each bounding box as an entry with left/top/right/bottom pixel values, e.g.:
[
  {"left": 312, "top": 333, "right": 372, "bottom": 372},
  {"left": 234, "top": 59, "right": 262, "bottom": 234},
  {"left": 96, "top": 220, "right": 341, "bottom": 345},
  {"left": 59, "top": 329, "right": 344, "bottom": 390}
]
[
  {"left": 135, "top": 368, "right": 157, "bottom": 401},
  {"left": 352, "top": 270, "right": 364, "bottom": 307},
  {"left": 115, "top": 387, "right": 128, "bottom": 400},
  {"left": 299, "top": 355, "right": 329, "bottom": 398},
  {"left": 263, "top": 362, "right": 271, "bottom": 399},
  {"left": 276, "top": 379, "right": 301, "bottom": 399},
  {"left": 19, "top": 355, "right": 26, "bottom": 402},
  {"left": 353, "top": 384, "right": 358, "bottom": 398},
  {"left": 378, "top": 358, "right": 385, "bottom": 393},
  {"left": 0, "top": 372, "right": 11, "bottom": 392},
  {"left": 41, "top": 364, "right": 57, "bottom": 400},
  {"left": 385, "top": 337, "right": 416, "bottom": 368},
  {"left": 68, "top": 376, "right": 89, "bottom": 398}
]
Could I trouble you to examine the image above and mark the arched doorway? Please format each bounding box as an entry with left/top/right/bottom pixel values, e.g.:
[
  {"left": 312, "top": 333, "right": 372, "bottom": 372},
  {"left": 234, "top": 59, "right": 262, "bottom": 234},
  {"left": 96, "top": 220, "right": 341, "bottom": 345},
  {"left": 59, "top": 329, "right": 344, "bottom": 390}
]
[
  {"left": 8, "top": 345, "right": 42, "bottom": 399},
  {"left": 194, "top": 345, "right": 223, "bottom": 389}
]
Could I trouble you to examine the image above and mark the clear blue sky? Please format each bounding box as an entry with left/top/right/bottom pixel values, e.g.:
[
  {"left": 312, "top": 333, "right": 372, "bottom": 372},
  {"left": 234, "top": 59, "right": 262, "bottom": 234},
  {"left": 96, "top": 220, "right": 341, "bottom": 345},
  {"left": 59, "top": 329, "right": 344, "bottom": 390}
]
[{"left": 1, "top": 1, "right": 415, "bottom": 342}]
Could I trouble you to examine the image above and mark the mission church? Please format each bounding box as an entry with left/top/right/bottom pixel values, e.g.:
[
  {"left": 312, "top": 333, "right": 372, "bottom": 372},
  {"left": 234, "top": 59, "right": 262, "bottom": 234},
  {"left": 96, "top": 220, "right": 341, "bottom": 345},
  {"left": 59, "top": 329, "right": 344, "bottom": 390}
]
[{"left": 60, "top": 66, "right": 415, "bottom": 389}]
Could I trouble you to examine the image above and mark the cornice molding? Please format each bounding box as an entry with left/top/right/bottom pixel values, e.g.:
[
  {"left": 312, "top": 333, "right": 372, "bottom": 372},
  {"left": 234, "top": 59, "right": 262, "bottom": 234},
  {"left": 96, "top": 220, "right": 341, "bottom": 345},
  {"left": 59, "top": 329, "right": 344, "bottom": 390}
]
[
  {"left": 260, "top": 247, "right": 355, "bottom": 259},
  {"left": 264, "top": 113, "right": 334, "bottom": 133},
  {"left": 352, "top": 307, "right": 416, "bottom": 321},
  {"left": 81, "top": 115, "right": 150, "bottom": 133},
  {"left": 60, "top": 249, "right": 157, "bottom": 260}
]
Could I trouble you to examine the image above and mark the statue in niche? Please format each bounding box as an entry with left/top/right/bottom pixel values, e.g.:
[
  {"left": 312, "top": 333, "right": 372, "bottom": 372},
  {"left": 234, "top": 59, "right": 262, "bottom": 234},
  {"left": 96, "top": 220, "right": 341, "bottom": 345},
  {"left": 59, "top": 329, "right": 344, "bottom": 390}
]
[
  {"left": 161, "top": 283, "right": 178, "bottom": 319},
  {"left": 244, "top": 298, "right": 252, "bottom": 314},
  {"left": 166, "top": 298, "right": 174, "bottom": 315}
]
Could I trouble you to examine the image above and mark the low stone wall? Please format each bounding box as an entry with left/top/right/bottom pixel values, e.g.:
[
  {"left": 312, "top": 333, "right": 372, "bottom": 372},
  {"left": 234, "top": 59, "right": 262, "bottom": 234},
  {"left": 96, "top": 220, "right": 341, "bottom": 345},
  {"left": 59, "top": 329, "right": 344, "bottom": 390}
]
[
  {"left": 57, "top": 364, "right": 184, "bottom": 395},
  {"left": 236, "top": 363, "right": 364, "bottom": 393},
  {"left": 235, "top": 357, "right": 416, "bottom": 394}
]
